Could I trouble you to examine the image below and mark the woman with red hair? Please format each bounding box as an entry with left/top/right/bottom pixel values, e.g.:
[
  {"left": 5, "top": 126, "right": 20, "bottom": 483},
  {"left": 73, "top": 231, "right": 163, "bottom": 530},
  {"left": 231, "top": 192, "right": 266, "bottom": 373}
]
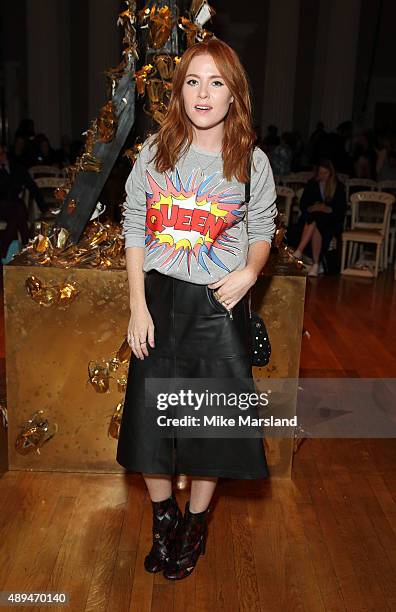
[{"left": 116, "top": 38, "right": 277, "bottom": 580}]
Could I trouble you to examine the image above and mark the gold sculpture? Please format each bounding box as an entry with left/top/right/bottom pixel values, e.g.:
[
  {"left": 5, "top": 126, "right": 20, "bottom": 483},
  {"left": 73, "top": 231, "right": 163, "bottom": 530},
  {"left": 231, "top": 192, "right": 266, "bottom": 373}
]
[
  {"left": 97, "top": 100, "right": 118, "bottom": 143},
  {"left": 15, "top": 410, "right": 58, "bottom": 455}
]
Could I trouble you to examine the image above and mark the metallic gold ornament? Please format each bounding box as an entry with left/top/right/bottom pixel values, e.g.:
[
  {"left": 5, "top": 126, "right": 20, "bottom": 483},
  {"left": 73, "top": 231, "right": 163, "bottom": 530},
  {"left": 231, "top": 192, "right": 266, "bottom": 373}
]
[
  {"left": 117, "top": 374, "right": 127, "bottom": 393},
  {"left": 116, "top": 338, "right": 131, "bottom": 364},
  {"left": 135, "top": 64, "right": 154, "bottom": 96},
  {"left": 54, "top": 183, "right": 70, "bottom": 202},
  {"left": 154, "top": 54, "right": 174, "bottom": 80},
  {"left": 118, "top": 8, "right": 135, "bottom": 27},
  {"left": 138, "top": 5, "right": 151, "bottom": 24},
  {"left": 37, "top": 286, "right": 59, "bottom": 307},
  {"left": 40, "top": 220, "right": 50, "bottom": 237},
  {"left": 145, "top": 78, "right": 165, "bottom": 108},
  {"left": 72, "top": 250, "right": 99, "bottom": 265},
  {"left": 56, "top": 227, "right": 70, "bottom": 249},
  {"left": 108, "top": 401, "right": 124, "bottom": 440},
  {"left": 15, "top": 410, "right": 58, "bottom": 455},
  {"left": 32, "top": 220, "right": 42, "bottom": 237},
  {"left": 88, "top": 361, "right": 110, "bottom": 394},
  {"left": 152, "top": 107, "right": 167, "bottom": 125},
  {"left": 18, "top": 219, "right": 126, "bottom": 269},
  {"left": 66, "top": 199, "right": 77, "bottom": 215},
  {"left": 25, "top": 275, "right": 80, "bottom": 308},
  {"left": 97, "top": 100, "right": 118, "bottom": 143},
  {"left": 34, "top": 235, "right": 52, "bottom": 254},
  {"left": 197, "top": 28, "right": 213, "bottom": 42},
  {"left": 58, "top": 282, "right": 79, "bottom": 306},
  {"left": 192, "top": 1, "right": 216, "bottom": 27},
  {"left": 88, "top": 227, "right": 108, "bottom": 248},
  {"left": 36, "top": 256, "right": 52, "bottom": 266},
  {"left": 76, "top": 121, "right": 102, "bottom": 173},
  {"left": 143, "top": 5, "right": 172, "bottom": 49},
  {"left": 25, "top": 275, "right": 42, "bottom": 298},
  {"left": 273, "top": 227, "right": 287, "bottom": 250},
  {"left": 123, "top": 142, "right": 143, "bottom": 165},
  {"left": 76, "top": 155, "right": 102, "bottom": 173},
  {"left": 176, "top": 474, "right": 190, "bottom": 490},
  {"left": 178, "top": 16, "right": 199, "bottom": 47},
  {"left": 66, "top": 164, "right": 78, "bottom": 186},
  {"left": 108, "top": 356, "right": 120, "bottom": 372}
]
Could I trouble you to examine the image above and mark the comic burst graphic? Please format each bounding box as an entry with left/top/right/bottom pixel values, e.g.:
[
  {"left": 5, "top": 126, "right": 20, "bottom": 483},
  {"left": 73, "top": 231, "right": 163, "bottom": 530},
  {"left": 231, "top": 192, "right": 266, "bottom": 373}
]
[{"left": 145, "top": 168, "right": 244, "bottom": 274}]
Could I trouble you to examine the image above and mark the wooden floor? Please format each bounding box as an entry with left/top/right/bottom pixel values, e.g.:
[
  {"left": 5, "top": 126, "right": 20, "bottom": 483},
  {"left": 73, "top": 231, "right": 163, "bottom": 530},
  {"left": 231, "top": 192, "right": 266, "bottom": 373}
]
[{"left": 1, "top": 270, "right": 396, "bottom": 612}]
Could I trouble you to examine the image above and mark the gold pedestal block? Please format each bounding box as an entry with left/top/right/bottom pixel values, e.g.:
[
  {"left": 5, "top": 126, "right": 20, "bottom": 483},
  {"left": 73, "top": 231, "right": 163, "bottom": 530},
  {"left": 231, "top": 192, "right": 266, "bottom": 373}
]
[
  {"left": 253, "top": 258, "right": 306, "bottom": 478},
  {"left": 4, "top": 265, "right": 129, "bottom": 472},
  {"left": 3, "top": 256, "right": 305, "bottom": 476}
]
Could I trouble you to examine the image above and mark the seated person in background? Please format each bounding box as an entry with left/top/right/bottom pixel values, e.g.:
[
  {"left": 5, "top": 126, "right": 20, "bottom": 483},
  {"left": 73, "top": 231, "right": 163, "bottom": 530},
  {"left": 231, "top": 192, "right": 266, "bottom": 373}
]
[
  {"left": 31, "top": 134, "right": 57, "bottom": 166},
  {"left": 352, "top": 132, "right": 377, "bottom": 179},
  {"left": 9, "top": 135, "right": 33, "bottom": 168},
  {"left": 55, "top": 134, "right": 74, "bottom": 167},
  {"left": 377, "top": 150, "right": 396, "bottom": 182},
  {"left": 293, "top": 159, "right": 346, "bottom": 276},
  {"left": 269, "top": 132, "right": 292, "bottom": 177},
  {"left": 0, "top": 144, "right": 48, "bottom": 259},
  {"left": 262, "top": 124, "right": 280, "bottom": 155}
]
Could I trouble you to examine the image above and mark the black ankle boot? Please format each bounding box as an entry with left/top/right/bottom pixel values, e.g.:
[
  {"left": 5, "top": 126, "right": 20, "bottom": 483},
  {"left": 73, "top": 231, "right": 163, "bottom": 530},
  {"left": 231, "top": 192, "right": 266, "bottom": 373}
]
[
  {"left": 144, "top": 493, "right": 182, "bottom": 573},
  {"left": 163, "top": 501, "right": 209, "bottom": 580}
]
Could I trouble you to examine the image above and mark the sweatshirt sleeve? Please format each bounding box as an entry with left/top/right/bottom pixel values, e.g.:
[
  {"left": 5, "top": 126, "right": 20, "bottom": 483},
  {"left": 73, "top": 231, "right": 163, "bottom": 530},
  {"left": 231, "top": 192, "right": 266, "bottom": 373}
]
[
  {"left": 121, "top": 141, "right": 150, "bottom": 249},
  {"left": 246, "top": 147, "right": 277, "bottom": 246}
]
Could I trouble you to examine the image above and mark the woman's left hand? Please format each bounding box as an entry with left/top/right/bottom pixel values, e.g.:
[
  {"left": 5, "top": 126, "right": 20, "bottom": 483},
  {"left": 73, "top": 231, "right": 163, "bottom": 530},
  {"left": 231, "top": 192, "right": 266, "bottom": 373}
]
[{"left": 208, "top": 267, "right": 257, "bottom": 310}]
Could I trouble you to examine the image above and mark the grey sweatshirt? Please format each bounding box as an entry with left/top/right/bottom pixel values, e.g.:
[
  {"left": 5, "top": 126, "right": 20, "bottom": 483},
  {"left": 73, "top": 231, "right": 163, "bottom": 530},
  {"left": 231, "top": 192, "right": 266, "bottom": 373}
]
[{"left": 122, "top": 135, "right": 277, "bottom": 285}]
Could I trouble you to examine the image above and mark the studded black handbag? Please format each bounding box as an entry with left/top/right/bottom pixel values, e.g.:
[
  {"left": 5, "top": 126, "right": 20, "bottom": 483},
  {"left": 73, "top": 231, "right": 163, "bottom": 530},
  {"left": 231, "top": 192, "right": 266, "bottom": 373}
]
[
  {"left": 250, "top": 310, "right": 271, "bottom": 366},
  {"left": 245, "top": 152, "right": 271, "bottom": 367}
]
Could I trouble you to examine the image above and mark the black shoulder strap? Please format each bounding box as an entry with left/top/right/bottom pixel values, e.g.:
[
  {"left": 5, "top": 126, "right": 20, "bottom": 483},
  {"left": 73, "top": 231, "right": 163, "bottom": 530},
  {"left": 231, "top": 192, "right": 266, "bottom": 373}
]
[{"left": 245, "top": 151, "right": 252, "bottom": 203}]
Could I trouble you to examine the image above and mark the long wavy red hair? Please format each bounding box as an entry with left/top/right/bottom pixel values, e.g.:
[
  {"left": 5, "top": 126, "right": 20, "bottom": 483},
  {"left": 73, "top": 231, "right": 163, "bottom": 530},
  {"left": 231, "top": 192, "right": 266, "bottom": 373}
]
[{"left": 149, "top": 38, "right": 256, "bottom": 182}]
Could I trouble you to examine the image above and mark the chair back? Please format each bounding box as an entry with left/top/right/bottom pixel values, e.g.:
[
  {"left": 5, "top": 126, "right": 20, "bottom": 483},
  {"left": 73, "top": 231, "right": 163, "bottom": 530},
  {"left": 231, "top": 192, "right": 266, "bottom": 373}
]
[
  {"left": 346, "top": 178, "right": 376, "bottom": 202},
  {"left": 29, "top": 165, "right": 61, "bottom": 178},
  {"left": 350, "top": 191, "right": 394, "bottom": 234},
  {"left": 34, "top": 177, "right": 66, "bottom": 189},
  {"left": 34, "top": 177, "right": 66, "bottom": 209},
  {"left": 377, "top": 180, "right": 396, "bottom": 195},
  {"left": 292, "top": 171, "right": 314, "bottom": 182},
  {"left": 284, "top": 171, "right": 313, "bottom": 192},
  {"left": 275, "top": 186, "right": 294, "bottom": 226}
]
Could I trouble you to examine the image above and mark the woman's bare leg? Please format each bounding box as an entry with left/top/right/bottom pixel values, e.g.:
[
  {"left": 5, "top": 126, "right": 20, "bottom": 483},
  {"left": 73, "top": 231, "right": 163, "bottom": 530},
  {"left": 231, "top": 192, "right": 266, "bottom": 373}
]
[
  {"left": 311, "top": 226, "right": 323, "bottom": 264},
  {"left": 143, "top": 474, "right": 217, "bottom": 510},
  {"left": 189, "top": 477, "right": 218, "bottom": 512},
  {"left": 296, "top": 221, "right": 316, "bottom": 253},
  {"left": 143, "top": 474, "right": 172, "bottom": 501}
]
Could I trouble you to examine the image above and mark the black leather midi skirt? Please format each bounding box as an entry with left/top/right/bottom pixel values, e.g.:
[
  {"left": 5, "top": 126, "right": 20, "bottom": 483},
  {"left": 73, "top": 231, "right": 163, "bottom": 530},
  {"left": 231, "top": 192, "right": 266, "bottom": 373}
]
[{"left": 116, "top": 270, "right": 270, "bottom": 479}]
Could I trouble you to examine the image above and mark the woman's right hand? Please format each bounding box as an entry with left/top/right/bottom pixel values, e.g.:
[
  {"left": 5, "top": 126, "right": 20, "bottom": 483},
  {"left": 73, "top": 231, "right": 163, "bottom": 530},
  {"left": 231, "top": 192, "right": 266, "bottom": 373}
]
[
  {"left": 308, "top": 202, "right": 325, "bottom": 213},
  {"left": 127, "top": 301, "right": 155, "bottom": 360}
]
